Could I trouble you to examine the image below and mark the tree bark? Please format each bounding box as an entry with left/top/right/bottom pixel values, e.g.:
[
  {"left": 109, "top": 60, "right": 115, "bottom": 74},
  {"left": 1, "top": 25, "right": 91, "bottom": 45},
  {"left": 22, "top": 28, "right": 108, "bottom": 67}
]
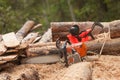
[
  {"left": 51, "top": 20, "right": 120, "bottom": 41},
  {"left": 27, "top": 38, "right": 120, "bottom": 56},
  {"left": 16, "top": 20, "right": 35, "bottom": 41}
]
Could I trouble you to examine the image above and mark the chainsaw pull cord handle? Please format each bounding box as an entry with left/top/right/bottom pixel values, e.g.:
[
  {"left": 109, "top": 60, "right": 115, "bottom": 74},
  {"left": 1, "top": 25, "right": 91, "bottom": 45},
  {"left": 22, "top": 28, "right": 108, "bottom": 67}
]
[{"left": 88, "top": 22, "right": 104, "bottom": 40}]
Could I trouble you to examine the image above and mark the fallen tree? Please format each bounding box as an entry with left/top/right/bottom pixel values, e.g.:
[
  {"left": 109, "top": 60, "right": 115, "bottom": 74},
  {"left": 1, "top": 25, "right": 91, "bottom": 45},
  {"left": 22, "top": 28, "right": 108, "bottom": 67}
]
[{"left": 51, "top": 20, "right": 120, "bottom": 41}]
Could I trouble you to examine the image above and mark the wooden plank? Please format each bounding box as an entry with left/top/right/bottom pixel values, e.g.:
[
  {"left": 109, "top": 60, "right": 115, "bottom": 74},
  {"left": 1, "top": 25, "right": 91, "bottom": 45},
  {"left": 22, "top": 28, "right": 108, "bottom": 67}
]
[{"left": 2, "top": 32, "right": 20, "bottom": 48}]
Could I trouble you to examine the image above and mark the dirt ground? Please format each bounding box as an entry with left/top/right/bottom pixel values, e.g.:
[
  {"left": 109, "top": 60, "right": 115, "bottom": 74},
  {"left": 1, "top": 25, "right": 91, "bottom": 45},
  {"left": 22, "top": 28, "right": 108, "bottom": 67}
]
[{"left": 0, "top": 55, "right": 120, "bottom": 80}]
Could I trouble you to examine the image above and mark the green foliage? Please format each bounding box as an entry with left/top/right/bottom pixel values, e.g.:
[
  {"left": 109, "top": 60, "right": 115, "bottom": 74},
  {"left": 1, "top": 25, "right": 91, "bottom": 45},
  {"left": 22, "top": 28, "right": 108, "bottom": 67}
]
[{"left": 0, "top": 0, "right": 120, "bottom": 34}]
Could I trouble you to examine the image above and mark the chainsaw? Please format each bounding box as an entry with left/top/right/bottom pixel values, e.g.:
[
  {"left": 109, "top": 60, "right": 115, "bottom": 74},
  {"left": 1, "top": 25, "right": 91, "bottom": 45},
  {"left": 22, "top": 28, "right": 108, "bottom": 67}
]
[
  {"left": 56, "top": 39, "right": 87, "bottom": 67},
  {"left": 21, "top": 22, "right": 104, "bottom": 66}
]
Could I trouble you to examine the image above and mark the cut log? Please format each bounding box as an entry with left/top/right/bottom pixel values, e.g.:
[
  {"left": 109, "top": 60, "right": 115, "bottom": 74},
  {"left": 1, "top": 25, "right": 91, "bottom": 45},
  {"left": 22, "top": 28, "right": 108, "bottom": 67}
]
[
  {"left": 51, "top": 20, "right": 120, "bottom": 41},
  {"left": 60, "top": 62, "right": 92, "bottom": 80},
  {"left": 39, "top": 28, "right": 52, "bottom": 43},
  {"left": 32, "top": 36, "right": 41, "bottom": 43},
  {"left": 26, "top": 45, "right": 58, "bottom": 57},
  {"left": 21, "top": 32, "right": 39, "bottom": 44},
  {"left": 29, "top": 42, "right": 56, "bottom": 47},
  {"left": 6, "top": 49, "right": 18, "bottom": 53},
  {"left": 16, "top": 20, "right": 35, "bottom": 41},
  {"left": 86, "top": 38, "right": 120, "bottom": 55},
  {"left": 0, "top": 54, "right": 17, "bottom": 62},
  {"left": 30, "top": 24, "right": 42, "bottom": 32},
  {"left": 27, "top": 38, "right": 120, "bottom": 56},
  {"left": 2, "top": 32, "right": 20, "bottom": 48},
  {"left": 0, "top": 41, "right": 7, "bottom": 55},
  {"left": 16, "top": 32, "right": 39, "bottom": 49},
  {"left": 109, "top": 20, "right": 120, "bottom": 38}
]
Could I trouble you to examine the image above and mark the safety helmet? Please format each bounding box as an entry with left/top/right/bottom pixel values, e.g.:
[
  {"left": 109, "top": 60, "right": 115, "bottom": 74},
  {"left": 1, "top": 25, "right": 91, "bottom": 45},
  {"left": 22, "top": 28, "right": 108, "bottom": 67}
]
[{"left": 69, "top": 25, "right": 79, "bottom": 35}]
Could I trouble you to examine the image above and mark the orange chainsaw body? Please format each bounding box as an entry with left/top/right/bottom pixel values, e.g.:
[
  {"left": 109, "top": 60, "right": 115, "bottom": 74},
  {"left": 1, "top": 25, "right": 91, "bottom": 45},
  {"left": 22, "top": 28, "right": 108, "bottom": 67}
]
[{"left": 66, "top": 42, "right": 87, "bottom": 64}]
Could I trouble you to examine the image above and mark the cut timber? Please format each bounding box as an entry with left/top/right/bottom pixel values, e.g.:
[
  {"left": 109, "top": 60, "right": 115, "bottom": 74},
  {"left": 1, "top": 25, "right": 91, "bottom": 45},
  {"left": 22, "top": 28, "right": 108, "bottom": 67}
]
[
  {"left": 32, "top": 36, "right": 41, "bottom": 43},
  {"left": 2, "top": 32, "right": 20, "bottom": 48},
  {"left": 0, "top": 55, "right": 17, "bottom": 61},
  {"left": 16, "top": 20, "right": 35, "bottom": 41},
  {"left": 27, "top": 38, "right": 120, "bottom": 56},
  {"left": 51, "top": 20, "right": 120, "bottom": 41},
  {"left": 26, "top": 45, "right": 58, "bottom": 57},
  {"left": 86, "top": 38, "right": 120, "bottom": 55},
  {"left": 109, "top": 20, "right": 120, "bottom": 38},
  {"left": 30, "top": 24, "right": 42, "bottom": 32},
  {"left": 16, "top": 32, "right": 39, "bottom": 49},
  {"left": 0, "top": 41, "right": 7, "bottom": 55},
  {"left": 29, "top": 42, "right": 56, "bottom": 47},
  {"left": 21, "top": 32, "right": 39, "bottom": 44},
  {"left": 39, "top": 28, "right": 52, "bottom": 43},
  {"left": 61, "top": 62, "right": 92, "bottom": 80}
]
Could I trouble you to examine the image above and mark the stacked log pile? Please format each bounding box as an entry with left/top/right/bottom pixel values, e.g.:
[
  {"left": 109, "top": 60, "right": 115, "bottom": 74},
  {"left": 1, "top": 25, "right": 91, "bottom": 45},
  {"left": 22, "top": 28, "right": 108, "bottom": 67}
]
[
  {"left": 0, "top": 20, "right": 42, "bottom": 65},
  {"left": 27, "top": 20, "right": 120, "bottom": 57},
  {"left": 0, "top": 20, "right": 120, "bottom": 68}
]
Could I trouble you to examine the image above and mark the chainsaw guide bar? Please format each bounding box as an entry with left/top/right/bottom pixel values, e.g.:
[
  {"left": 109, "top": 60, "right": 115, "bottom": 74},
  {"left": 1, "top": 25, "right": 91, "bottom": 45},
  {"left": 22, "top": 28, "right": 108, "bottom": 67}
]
[{"left": 21, "top": 54, "right": 60, "bottom": 64}]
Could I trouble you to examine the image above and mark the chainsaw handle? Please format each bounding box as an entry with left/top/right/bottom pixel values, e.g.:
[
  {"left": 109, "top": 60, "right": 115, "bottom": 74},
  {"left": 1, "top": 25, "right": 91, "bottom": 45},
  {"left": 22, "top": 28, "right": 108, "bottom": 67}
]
[
  {"left": 63, "top": 40, "right": 69, "bottom": 67},
  {"left": 91, "top": 22, "right": 104, "bottom": 32},
  {"left": 56, "top": 38, "right": 61, "bottom": 49},
  {"left": 89, "top": 22, "right": 104, "bottom": 39}
]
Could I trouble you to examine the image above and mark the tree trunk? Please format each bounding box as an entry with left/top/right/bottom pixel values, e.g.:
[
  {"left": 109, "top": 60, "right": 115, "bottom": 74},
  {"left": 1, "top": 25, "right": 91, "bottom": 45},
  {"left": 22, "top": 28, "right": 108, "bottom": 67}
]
[
  {"left": 51, "top": 20, "right": 120, "bottom": 41},
  {"left": 27, "top": 38, "right": 120, "bottom": 56},
  {"left": 16, "top": 20, "right": 35, "bottom": 41}
]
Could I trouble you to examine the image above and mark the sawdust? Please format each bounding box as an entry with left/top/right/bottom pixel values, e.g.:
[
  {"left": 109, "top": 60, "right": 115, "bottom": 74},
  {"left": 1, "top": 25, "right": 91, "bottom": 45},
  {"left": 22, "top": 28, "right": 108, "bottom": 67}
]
[
  {"left": 0, "top": 55, "right": 120, "bottom": 80},
  {"left": 92, "top": 55, "right": 120, "bottom": 80}
]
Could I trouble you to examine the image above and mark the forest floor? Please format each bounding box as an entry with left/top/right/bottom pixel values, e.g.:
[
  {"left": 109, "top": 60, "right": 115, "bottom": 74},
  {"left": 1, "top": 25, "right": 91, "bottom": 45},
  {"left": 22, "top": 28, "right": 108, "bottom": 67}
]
[{"left": 0, "top": 55, "right": 120, "bottom": 80}]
